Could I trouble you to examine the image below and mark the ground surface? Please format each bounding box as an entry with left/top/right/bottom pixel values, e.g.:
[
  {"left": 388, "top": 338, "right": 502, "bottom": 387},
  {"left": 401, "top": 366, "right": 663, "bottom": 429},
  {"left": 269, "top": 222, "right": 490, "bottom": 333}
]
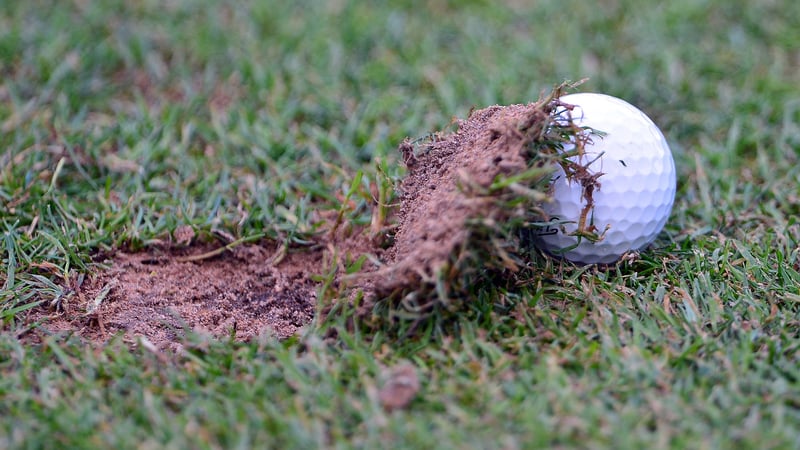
[
  {"left": 2, "top": 0, "right": 800, "bottom": 448},
  {"left": 24, "top": 243, "right": 319, "bottom": 345}
]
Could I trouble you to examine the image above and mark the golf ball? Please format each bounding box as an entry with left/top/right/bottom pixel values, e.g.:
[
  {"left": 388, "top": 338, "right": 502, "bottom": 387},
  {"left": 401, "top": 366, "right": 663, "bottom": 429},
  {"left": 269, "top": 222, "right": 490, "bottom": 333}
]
[{"left": 533, "top": 93, "right": 676, "bottom": 264}]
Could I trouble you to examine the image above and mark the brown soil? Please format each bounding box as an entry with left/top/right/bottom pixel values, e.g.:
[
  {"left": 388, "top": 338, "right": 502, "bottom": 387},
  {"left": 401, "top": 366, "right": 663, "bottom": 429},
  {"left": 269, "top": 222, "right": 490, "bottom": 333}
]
[
  {"left": 371, "top": 100, "right": 557, "bottom": 305},
  {"left": 24, "top": 243, "right": 322, "bottom": 348}
]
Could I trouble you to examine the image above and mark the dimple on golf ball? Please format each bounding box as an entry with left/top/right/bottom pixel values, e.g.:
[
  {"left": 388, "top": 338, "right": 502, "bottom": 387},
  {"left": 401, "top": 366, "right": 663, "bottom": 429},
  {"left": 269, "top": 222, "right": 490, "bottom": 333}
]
[{"left": 533, "top": 93, "right": 677, "bottom": 264}]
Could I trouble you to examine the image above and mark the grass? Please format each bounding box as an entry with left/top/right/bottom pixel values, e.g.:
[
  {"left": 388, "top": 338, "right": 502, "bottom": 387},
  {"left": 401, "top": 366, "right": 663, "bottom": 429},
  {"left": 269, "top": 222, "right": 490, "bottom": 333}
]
[{"left": 2, "top": 0, "right": 800, "bottom": 448}]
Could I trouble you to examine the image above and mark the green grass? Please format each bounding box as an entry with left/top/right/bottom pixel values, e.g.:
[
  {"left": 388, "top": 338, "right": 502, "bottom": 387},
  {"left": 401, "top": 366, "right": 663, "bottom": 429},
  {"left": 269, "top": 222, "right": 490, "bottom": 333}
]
[{"left": 2, "top": 0, "right": 800, "bottom": 448}]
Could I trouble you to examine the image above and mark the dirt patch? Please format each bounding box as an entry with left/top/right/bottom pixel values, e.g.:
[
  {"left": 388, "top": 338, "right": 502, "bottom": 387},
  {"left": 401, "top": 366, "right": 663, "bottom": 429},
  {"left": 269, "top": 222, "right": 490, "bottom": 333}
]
[{"left": 25, "top": 243, "right": 323, "bottom": 348}]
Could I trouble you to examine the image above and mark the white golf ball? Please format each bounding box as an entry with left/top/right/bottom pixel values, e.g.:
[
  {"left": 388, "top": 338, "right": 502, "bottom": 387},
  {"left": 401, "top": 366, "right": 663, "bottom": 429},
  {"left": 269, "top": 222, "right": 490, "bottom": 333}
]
[{"left": 533, "top": 93, "right": 677, "bottom": 264}]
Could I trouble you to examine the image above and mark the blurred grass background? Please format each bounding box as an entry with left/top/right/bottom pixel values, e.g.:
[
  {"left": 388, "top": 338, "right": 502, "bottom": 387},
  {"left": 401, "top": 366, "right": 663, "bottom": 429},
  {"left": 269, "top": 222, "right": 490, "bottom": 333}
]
[{"left": 1, "top": 0, "right": 799, "bottom": 448}]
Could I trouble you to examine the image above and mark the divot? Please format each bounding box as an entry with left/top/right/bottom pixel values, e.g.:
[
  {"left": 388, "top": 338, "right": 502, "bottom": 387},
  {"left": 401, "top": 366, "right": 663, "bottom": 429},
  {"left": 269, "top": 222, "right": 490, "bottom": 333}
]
[
  {"left": 359, "top": 86, "right": 584, "bottom": 318},
  {"left": 25, "top": 85, "right": 589, "bottom": 342},
  {"left": 25, "top": 244, "right": 320, "bottom": 347}
]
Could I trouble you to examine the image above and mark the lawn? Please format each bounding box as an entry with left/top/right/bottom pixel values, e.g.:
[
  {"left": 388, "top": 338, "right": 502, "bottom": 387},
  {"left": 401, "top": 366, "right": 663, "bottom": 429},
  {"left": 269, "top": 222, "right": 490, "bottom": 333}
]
[{"left": 2, "top": 0, "right": 800, "bottom": 448}]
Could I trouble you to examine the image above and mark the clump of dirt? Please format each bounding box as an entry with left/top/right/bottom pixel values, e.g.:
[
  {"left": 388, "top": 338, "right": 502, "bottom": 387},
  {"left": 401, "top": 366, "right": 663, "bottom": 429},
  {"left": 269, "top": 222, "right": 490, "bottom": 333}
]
[
  {"left": 24, "top": 243, "right": 322, "bottom": 348},
  {"left": 367, "top": 87, "right": 583, "bottom": 315}
]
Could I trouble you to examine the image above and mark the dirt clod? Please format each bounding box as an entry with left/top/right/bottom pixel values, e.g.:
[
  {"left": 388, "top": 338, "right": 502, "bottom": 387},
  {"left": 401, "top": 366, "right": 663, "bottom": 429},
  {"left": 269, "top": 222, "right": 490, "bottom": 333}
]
[
  {"left": 369, "top": 93, "right": 568, "bottom": 313},
  {"left": 378, "top": 363, "right": 420, "bottom": 411}
]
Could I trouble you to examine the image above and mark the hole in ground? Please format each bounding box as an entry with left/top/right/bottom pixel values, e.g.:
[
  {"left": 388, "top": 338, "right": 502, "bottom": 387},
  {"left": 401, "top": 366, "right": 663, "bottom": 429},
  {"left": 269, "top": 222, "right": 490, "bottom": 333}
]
[{"left": 22, "top": 243, "right": 323, "bottom": 348}]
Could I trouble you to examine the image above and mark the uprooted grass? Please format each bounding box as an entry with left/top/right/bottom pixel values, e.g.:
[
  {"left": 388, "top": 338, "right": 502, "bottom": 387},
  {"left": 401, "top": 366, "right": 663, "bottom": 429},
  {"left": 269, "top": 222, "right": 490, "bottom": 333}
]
[{"left": 361, "top": 84, "right": 602, "bottom": 326}]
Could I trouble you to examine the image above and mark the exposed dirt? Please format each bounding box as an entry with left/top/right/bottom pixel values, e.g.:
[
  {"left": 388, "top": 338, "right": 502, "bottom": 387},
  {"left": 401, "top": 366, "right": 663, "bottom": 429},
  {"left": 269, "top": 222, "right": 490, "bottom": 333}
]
[
  {"left": 24, "top": 243, "right": 323, "bottom": 348},
  {"left": 370, "top": 100, "right": 558, "bottom": 305}
]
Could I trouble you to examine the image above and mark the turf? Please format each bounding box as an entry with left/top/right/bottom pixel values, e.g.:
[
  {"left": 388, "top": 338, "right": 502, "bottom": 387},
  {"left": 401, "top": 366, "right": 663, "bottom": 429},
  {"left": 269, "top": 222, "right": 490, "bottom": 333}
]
[{"left": 2, "top": 0, "right": 800, "bottom": 448}]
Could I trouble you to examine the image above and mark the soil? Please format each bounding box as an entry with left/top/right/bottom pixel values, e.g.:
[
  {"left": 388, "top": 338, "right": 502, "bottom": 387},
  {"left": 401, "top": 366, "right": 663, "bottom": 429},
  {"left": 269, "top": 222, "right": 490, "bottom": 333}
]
[
  {"left": 373, "top": 101, "right": 554, "bottom": 301},
  {"left": 22, "top": 96, "right": 562, "bottom": 347},
  {"left": 23, "top": 243, "right": 322, "bottom": 348}
]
